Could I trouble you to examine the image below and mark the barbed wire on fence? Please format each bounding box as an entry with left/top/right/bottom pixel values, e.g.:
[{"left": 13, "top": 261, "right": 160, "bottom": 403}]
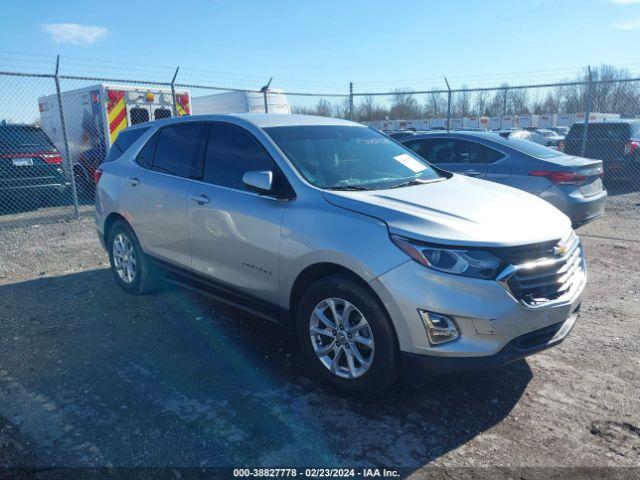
[{"left": 0, "top": 53, "right": 639, "bottom": 237}]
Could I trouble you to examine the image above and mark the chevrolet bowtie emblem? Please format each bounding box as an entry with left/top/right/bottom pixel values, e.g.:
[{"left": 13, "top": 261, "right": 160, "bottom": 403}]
[{"left": 553, "top": 243, "right": 568, "bottom": 256}]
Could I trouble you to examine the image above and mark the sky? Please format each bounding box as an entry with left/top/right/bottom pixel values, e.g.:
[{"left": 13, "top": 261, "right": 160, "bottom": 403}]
[{"left": 2, "top": 0, "right": 640, "bottom": 95}]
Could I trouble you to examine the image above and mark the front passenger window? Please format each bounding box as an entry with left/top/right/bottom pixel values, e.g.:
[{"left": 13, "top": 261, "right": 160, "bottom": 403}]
[{"left": 203, "top": 123, "right": 277, "bottom": 191}]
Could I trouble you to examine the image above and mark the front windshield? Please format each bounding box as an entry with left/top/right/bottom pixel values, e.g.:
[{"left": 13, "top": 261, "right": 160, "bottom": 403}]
[{"left": 264, "top": 125, "right": 442, "bottom": 189}]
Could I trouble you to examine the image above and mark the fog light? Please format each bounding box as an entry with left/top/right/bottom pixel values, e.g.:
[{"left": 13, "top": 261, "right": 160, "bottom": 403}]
[{"left": 418, "top": 310, "right": 459, "bottom": 345}]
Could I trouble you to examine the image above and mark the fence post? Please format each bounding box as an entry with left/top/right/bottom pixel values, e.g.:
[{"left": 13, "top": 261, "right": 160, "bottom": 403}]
[
  {"left": 348, "top": 82, "right": 354, "bottom": 120},
  {"left": 54, "top": 55, "right": 79, "bottom": 218},
  {"left": 444, "top": 77, "right": 451, "bottom": 132},
  {"left": 502, "top": 87, "right": 508, "bottom": 129},
  {"left": 580, "top": 66, "right": 593, "bottom": 157},
  {"left": 261, "top": 77, "right": 273, "bottom": 114},
  {"left": 170, "top": 66, "right": 179, "bottom": 117}
]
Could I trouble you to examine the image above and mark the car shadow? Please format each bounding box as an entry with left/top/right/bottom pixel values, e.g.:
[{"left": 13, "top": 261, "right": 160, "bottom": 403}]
[{"left": 0, "top": 269, "right": 531, "bottom": 472}]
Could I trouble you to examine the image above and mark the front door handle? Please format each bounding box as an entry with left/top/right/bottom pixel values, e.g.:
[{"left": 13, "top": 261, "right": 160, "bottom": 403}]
[
  {"left": 189, "top": 193, "right": 210, "bottom": 205},
  {"left": 463, "top": 170, "right": 483, "bottom": 177},
  {"left": 127, "top": 177, "right": 140, "bottom": 186}
]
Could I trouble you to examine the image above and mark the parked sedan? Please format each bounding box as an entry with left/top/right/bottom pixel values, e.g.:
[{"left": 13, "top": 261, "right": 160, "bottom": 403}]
[
  {"left": 402, "top": 131, "right": 607, "bottom": 227},
  {"left": 0, "top": 123, "right": 70, "bottom": 209}
]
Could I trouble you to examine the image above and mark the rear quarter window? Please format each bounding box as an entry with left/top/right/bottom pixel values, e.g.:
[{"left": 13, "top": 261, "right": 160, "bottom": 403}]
[{"left": 106, "top": 127, "right": 150, "bottom": 162}]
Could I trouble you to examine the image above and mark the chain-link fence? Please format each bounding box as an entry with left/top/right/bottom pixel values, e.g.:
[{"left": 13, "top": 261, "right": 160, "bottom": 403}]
[{"left": 1, "top": 59, "right": 638, "bottom": 241}]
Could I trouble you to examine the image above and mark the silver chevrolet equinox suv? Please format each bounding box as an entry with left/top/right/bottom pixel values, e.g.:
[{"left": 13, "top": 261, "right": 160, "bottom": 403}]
[{"left": 96, "top": 114, "right": 585, "bottom": 393}]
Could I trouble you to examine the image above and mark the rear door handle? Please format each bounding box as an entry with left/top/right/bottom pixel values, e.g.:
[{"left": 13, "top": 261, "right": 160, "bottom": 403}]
[
  {"left": 463, "top": 170, "right": 483, "bottom": 177},
  {"left": 127, "top": 177, "right": 140, "bottom": 186},
  {"left": 189, "top": 193, "right": 210, "bottom": 205}
]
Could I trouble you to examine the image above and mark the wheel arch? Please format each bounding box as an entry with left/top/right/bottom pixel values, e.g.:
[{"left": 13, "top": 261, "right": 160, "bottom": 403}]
[
  {"left": 103, "top": 212, "right": 129, "bottom": 243},
  {"left": 288, "top": 263, "right": 399, "bottom": 348}
]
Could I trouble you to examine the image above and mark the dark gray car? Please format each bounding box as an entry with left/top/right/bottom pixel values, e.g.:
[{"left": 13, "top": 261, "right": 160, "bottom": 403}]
[{"left": 402, "top": 131, "right": 607, "bottom": 227}]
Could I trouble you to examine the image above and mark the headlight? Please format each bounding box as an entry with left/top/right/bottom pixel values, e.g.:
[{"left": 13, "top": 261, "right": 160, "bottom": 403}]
[{"left": 391, "top": 234, "right": 503, "bottom": 280}]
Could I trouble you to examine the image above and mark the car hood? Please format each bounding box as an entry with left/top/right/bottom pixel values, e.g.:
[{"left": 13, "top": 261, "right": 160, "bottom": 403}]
[{"left": 321, "top": 175, "right": 571, "bottom": 247}]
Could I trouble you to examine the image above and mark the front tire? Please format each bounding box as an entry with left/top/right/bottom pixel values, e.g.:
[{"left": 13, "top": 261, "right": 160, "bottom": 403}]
[
  {"left": 296, "top": 274, "right": 400, "bottom": 393},
  {"left": 107, "top": 220, "right": 157, "bottom": 295}
]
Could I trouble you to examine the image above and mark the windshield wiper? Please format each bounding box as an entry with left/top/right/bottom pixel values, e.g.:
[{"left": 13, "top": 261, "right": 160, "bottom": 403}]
[
  {"left": 388, "top": 178, "right": 444, "bottom": 189},
  {"left": 326, "top": 185, "right": 371, "bottom": 191}
]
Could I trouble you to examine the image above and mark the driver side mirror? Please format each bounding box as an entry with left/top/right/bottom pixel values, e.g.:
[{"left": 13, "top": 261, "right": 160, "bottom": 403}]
[{"left": 242, "top": 170, "right": 273, "bottom": 193}]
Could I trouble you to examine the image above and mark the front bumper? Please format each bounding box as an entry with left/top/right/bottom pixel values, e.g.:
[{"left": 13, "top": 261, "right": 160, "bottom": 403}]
[
  {"left": 370, "top": 254, "right": 584, "bottom": 362},
  {"left": 401, "top": 306, "right": 578, "bottom": 378}
]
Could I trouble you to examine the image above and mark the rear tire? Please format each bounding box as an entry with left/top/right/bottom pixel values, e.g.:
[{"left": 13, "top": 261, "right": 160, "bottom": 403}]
[
  {"left": 295, "top": 274, "right": 400, "bottom": 394},
  {"left": 107, "top": 220, "right": 157, "bottom": 295}
]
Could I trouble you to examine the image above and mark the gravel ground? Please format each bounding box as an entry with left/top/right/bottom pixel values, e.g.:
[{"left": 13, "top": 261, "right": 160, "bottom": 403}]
[{"left": 0, "top": 190, "right": 639, "bottom": 478}]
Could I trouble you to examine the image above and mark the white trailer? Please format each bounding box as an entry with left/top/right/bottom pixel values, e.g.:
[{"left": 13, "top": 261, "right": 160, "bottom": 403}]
[
  {"left": 518, "top": 114, "right": 539, "bottom": 128},
  {"left": 489, "top": 117, "right": 502, "bottom": 130},
  {"left": 463, "top": 117, "right": 479, "bottom": 129},
  {"left": 538, "top": 114, "right": 556, "bottom": 128},
  {"left": 556, "top": 114, "right": 574, "bottom": 127},
  {"left": 429, "top": 118, "right": 448, "bottom": 129},
  {"left": 39, "top": 84, "right": 191, "bottom": 187},
  {"left": 192, "top": 89, "right": 290, "bottom": 114},
  {"left": 501, "top": 115, "right": 517, "bottom": 129},
  {"left": 451, "top": 118, "right": 464, "bottom": 129}
]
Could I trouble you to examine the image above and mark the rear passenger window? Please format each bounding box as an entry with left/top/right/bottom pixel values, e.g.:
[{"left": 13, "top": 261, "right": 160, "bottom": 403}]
[
  {"left": 152, "top": 124, "right": 205, "bottom": 178},
  {"left": 203, "top": 123, "right": 275, "bottom": 191},
  {"left": 412, "top": 139, "right": 504, "bottom": 164},
  {"left": 419, "top": 139, "right": 456, "bottom": 164},
  {"left": 135, "top": 132, "right": 159, "bottom": 169},
  {"left": 106, "top": 127, "right": 150, "bottom": 163}
]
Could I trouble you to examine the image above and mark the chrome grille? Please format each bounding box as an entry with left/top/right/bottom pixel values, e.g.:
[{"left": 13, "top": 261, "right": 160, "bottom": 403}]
[{"left": 499, "top": 232, "right": 585, "bottom": 307}]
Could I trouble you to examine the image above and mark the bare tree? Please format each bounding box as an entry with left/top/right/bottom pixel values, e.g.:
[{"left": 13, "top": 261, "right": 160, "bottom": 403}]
[
  {"left": 474, "top": 90, "right": 489, "bottom": 116},
  {"left": 425, "top": 89, "right": 446, "bottom": 117},
  {"left": 389, "top": 89, "right": 420, "bottom": 119},
  {"left": 452, "top": 85, "right": 471, "bottom": 117},
  {"left": 356, "top": 95, "right": 377, "bottom": 121}
]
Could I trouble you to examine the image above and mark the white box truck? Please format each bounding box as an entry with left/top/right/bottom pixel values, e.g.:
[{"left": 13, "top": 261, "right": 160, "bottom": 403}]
[
  {"left": 192, "top": 89, "right": 291, "bottom": 114},
  {"left": 38, "top": 84, "right": 191, "bottom": 191}
]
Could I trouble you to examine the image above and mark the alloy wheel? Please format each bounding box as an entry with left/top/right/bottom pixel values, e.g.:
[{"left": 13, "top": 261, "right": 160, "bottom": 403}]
[
  {"left": 309, "top": 297, "right": 375, "bottom": 379},
  {"left": 112, "top": 232, "right": 137, "bottom": 284}
]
